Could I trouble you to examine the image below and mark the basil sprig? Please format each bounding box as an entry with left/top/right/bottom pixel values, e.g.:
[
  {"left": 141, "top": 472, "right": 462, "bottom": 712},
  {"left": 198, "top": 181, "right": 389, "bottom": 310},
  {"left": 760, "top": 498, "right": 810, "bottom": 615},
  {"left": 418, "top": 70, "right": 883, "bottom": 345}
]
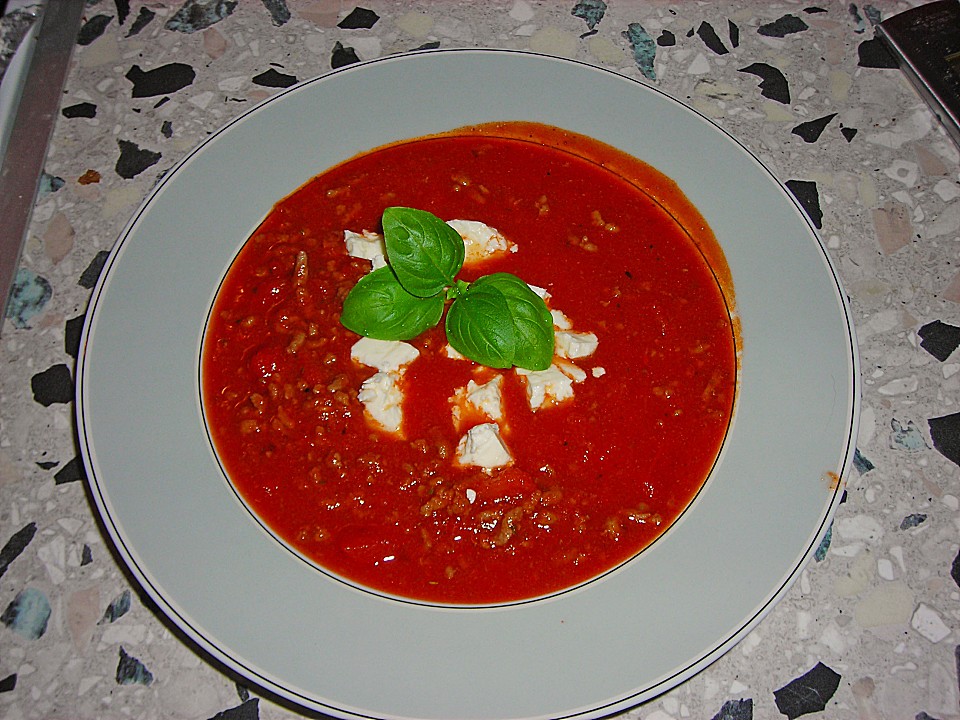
[{"left": 340, "top": 207, "right": 554, "bottom": 371}]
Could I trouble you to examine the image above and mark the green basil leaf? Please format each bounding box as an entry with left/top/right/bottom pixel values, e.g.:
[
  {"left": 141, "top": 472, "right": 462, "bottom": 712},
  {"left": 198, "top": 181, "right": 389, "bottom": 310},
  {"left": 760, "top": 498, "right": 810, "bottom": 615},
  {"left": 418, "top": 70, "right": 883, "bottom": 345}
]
[
  {"left": 445, "top": 282, "right": 516, "bottom": 369},
  {"left": 383, "top": 207, "right": 465, "bottom": 298},
  {"left": 340, "top": 265, "right": 444, "bottom": 341},
  {"left": 472, "top": 273, "right": 555, "bottom": 370}
]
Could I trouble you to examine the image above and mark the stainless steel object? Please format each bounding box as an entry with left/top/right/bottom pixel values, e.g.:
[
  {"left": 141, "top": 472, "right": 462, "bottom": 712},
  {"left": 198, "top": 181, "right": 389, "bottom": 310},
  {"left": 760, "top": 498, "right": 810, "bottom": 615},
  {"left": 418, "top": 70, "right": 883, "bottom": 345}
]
[{"left": 0, "top": 0, "right": 84, "bottom": 331}]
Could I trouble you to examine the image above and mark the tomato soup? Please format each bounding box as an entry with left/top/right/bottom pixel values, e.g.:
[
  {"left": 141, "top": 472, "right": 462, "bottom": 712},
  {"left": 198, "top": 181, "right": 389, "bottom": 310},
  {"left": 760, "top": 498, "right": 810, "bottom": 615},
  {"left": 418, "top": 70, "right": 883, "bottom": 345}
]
[{"left": 201, "top": 122, "right": 738, "bottom": 604}]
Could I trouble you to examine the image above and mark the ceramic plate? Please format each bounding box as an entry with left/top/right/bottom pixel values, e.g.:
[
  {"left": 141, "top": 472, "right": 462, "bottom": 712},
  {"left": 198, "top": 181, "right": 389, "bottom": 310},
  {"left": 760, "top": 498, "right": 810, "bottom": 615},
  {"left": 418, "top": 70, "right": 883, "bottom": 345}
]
[{"left": 77, "top": 50, "right": 859, "bottom": 720}]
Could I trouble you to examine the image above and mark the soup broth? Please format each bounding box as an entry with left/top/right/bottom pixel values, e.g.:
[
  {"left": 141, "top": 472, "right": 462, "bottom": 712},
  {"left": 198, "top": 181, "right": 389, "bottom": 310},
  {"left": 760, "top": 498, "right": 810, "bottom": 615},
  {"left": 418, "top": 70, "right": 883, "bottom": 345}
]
[{"left": 202, "top": 122, "right": 738, "bottom": 604}]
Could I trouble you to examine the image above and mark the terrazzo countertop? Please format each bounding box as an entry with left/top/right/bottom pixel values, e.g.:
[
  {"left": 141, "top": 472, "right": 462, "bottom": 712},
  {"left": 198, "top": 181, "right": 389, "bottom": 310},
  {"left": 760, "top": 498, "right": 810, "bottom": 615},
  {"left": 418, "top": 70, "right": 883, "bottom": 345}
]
[{"left": 1, "top": 1, "right": 959, "bottom": 718}]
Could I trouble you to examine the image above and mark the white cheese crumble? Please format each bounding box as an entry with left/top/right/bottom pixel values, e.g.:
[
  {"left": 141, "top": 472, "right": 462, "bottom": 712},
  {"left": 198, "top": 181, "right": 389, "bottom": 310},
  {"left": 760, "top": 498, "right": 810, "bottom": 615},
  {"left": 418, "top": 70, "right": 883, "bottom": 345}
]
[
  {"left": 555, "top": 330, "right": 599, "bottom": 359},
  {"left": 456, "top": 422, "right": 513, "bottom": 469},
  {"left": 550, "top": 309, "right": 573, "bottom": 330},
  {"left": 452, "top": 376, "right": 504, "bottom": 429},
  {"left": 442, "top": 343, "right": 467, "bottom": 361},
  {"left": 446, "top": 219, "right": 516, "bottom": 264},
  {"left": 592, "top": 366, "right": 606, "bottom": 378},
  {"left": 344, "top": 229, "right": 386, "bottom": 266},
  {"left": 358, "top": 371, "right": 404, "bottom": 434},
  {"left": 350, "top": 337, "right": 419, "bottom": 372},
  {"left": 556, "top": 359, "right": 587, "bottom": 384},
  {"left": 351, "top": 338, "right": 419, "bottom": 436},
  {"left": 515, "top": 365, "right": 576, "bottom": 410},
  {"left": 529, "top": 284, "right": 551, "bottom": 301}
]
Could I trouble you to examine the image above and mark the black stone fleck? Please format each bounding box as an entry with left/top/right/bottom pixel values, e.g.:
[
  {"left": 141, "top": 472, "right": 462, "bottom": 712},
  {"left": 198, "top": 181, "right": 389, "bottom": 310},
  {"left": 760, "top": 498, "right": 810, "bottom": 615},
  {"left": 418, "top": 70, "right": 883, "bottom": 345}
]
[
  {"left": 413, "top": 41, "right": 441, "bottom": 51},
  {"left": 0, "top": 674, "right": 15, "bottom": 693},
  {"left": 956, "top": 647, "right": 960, "bottom": 702},
  {"left": 166, "top": 0, "right": 238, "bottom": 33},
  {"left": 36, "top": 461, "right": 57, "bottom": 470},
  {"left": 739, "top": 62, "right": 790, "bottom": 104},
  {"left": 252, "top": 68, "right": 297, "bottom": 88},
  {"left": 31, "top": 364, "right": 73, "bottom": 406},
  {"left": 236, "top": 682, "right": 250, "bottom": 701},
  {"left": 657, "top": 30, "right": 676, "bottom": 47},
  {"left": 758, "top": 14, "right": 808, "bottom": 37},
  {"left": 785, "top": 180, "right": 822, "bottom": 229},
  {"left": 161, "top": 120, "right": 174, "bottom": 138},
  {"left": 900, "top": 513, "right": 927, "bottom": 530},
  {"left": 65, "top": 315, "right": 85, "bottom": 359},
  {"left": 339, "top": 7, "right": 380, "bottom": 30},
  {"left": 951, "top": 548, "right": 960, "bottom": 589},
  {"left": 127, "top": 7, "right": 156, "bottom": 36},
  {"left": 841, "top": 126, "right": 858, "bottom": 142},
  {"left": 102, "top": 589, "right": 132, "bottom": 623},
  {"left": 858, "top": 38, "right": 898, "bottom": 68},
  {"left": 774, "top": 662, "right": 841, "bottom": 718},
  {"left": 853, "top": 448, "right": 874, "bottom": 474},
  {"left": 81, "top": 544, "right": 93, "bottom": 565},
  {"left": 126, "top": 63, "right": 196, "bottom": 98},
  {"left": 864, "top": 6, "right": 883, "bottom": 26},
  {"left": 686, "top": 28, "right": 695, "bottom": 38},
  {"left": 117, "top": 646, "right": 154, "bottom": 685},
  {"left": 571, "top": 0, "right": 606, "bottom": 31},
  {"left": 54, "top": 457, "right": 86, "bottom": 485},
  {"left": 79, "top": 250, "right": 110, "bottom": 289},
  {"left": 116, "top": 0, "right": 131, "bottom": 25},
  {"left": 792, "top": 113, "right": 837, "bottom": 143},
  {"left": 208, "top": 698, "right": 260, "bottom": 720},
  {"left": 0, "top": 523, "right": 37, "bottom": 580},
  {"left": 77, "top": 15, "right": 113, "bottom": 46},
  {"left": 697, "top": 21, "right": 729, "bottom": 55},
  {"left": 804, "top": 7, "right": 828, "bottom": 13},
  {"left": 331, "top": 41, "right": 361, "bottom": 69},
  {"left": 261, "top": 0, "right": 291, "bottom": 26},
  {"left": 919, "top": 320, "right": 960, "bottom": 361},
  {"left": 916, "top": 713, "right": 942, "bottom": 720},
  {"left": 729, "top": 19, "right": 740, "bottom": 48},
  {"left": 928, "top": 412, "right": 960, "bottom": 466},
  {"left": 711, "top": 697, "right": 753, "bottom": 720},
  {"left": 116, "top": 139, "right": 162, "bottom": 179},
  {"left": 62, "top": 102, "right": 97, "bottom": 119}
]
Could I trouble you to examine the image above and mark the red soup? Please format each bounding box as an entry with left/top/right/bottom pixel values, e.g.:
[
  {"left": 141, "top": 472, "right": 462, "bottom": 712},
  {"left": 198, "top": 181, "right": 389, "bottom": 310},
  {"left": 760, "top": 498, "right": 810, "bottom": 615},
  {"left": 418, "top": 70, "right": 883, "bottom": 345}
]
[{"left": 201, "top": 122, "right": 738, "bottom": 604}]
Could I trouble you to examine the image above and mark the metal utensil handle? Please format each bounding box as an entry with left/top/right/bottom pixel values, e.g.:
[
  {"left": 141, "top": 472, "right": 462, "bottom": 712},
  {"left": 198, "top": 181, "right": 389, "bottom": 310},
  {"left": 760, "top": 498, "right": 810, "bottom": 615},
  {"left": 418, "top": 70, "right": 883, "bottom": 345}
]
[{"left": 0, "top": 0, "right": 85, "bottom": 332}]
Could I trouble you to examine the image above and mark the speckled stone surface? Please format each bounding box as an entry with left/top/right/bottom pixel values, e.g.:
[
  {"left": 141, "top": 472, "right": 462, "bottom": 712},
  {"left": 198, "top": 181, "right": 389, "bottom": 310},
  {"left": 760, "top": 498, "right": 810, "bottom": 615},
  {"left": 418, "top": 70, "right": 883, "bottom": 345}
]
[{"left": 1, "top": 1, "right": 958, "bottom": 718}]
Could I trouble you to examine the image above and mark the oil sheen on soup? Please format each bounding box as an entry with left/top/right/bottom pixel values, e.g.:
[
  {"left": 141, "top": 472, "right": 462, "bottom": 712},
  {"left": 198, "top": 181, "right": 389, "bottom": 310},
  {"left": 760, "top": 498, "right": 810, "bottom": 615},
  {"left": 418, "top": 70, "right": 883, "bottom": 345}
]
[{"left": 202, "top": 122, "right": 738, "bottom": 604}]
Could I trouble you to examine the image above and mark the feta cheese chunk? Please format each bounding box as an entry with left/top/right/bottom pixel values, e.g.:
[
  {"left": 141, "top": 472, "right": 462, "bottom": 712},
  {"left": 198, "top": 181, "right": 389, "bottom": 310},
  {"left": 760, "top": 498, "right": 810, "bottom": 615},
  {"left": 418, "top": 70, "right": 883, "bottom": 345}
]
[
  {"left": 516, "top": 364, "right": 575, "bottom": 410},
  {"left": 442, "top": 343, "right": 467, "bottom": 361},
  {"left": 344, "top": 229, "right": 386, "bottom": 264},
  {"left": 446, "top": 219, "right": 516, "bottom": 264},
  {"left": 555, "top": 330, "right": 599, "bottom": 359},
  {"left": 592, "top": 366, "right": 606, "bottom": 378},
  {"left": 466, "top": 376, "right": 504, "bottom": 420},
  {"left": 456, "top": 422, "right": 513, "bottom": 469},
  {"left": 358, "top": 371, "right": 404, "bottom": 434},
  {"left": 556, "top": 359, "right": 587, "bottom": 383},
  {"left": 350, "top": 337, "right": 419, "bottom": 372},
  {"left": 529, "top": 284, "right": 551, "bottom": 301},
  {"left": 550, "top": 309, "right": 573, "bottom": 330},
  {"left": 452, "top": 376, "right": 504, "bottom": 429}
]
